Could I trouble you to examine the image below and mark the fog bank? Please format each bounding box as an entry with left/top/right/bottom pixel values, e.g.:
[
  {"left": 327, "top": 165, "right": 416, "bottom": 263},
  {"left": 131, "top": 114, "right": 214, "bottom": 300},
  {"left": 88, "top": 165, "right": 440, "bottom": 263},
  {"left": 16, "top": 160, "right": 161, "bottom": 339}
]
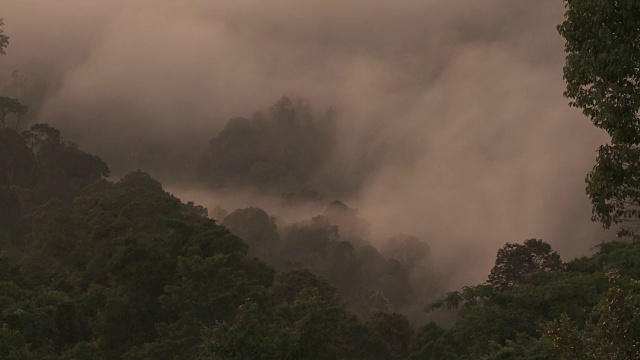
[{"left": 2, "top": 0, "right": 611, "bottom": 288}]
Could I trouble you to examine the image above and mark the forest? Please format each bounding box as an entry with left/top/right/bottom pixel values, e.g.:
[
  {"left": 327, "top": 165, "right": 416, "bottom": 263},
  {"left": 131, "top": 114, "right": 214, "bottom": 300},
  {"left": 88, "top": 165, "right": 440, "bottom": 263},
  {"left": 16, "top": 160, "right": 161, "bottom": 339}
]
[{"left": 1, "top": 1, "right": 640, "bottom": 359}]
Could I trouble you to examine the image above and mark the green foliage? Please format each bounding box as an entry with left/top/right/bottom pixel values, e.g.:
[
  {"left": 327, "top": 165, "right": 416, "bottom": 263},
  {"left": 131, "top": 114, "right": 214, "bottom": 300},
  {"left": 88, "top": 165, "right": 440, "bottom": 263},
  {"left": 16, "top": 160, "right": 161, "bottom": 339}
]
[
  {"left": 22, "top": 124, "right": 61, "bottom": 151},
  {"left": 488, "top": 239, "right": 565, "bottom": 291},
  {"left": 559, "top": 0, "right": 640, "bottom": 144},
  {"left": 197, "top": 96, "right": 336, "bottom": 199},
  {"left": 543, "top": 270, "right": 640, "bottom": 359},
  {"left": 366, "top": 312, "right": 414, "bottom": 359},
  {"left": 22, "top": 199, "right": 76, "bottom": 270},
  {"left": 2, "top": 124, "right": 110, "bottom": 205},
  {"left": 0, "top": 125, "right": 298, "bottom": 358},
  {"left": 480, "top": 334, "right": 557, "bottom": 360},
  {"left": 270, "top": 268, "right": 337, "bottom": 305},
  {"left": 6, "top": 119, "right": 640, "bottom": 360},
  {"left": 181, "top": 201, "right": 209, "bottom": 218},
  {"left": 220, "top": 203, "right": 429, "bottom": 319},
  {"left": 0, "top": 128, "right": 34, "bottom": 186},
  {"left": 118, "top": 170, "right": 165, "bottom": 194},
  {"left": 322, "top": 200, "right": 371, "bottom": 244},
  {"left": 416, "top": 240, "right": 640, "bottom": 359},
  {"left": 222, "top": 207, "right": 280, "bottom": 261},
  {"left": 559, "top": 1, "right": 640, "bottom": 236},
  {"left": 279, "top": 214, "right": 416, "bottom": 317},
  {"left": 0, "top": 97, "right": 28, "bottom": 129},
  {"left": 381, "top": 234, "right": 430, "bottom": 271},
  {"left": 201, "top": 270, "right": 390, "bottom": 360},
  {"left": 199, "top": 300, "right": 288, "bottom": 359},
  {"left": 0, "top": 323, "right": 30, "bottom": 359}
]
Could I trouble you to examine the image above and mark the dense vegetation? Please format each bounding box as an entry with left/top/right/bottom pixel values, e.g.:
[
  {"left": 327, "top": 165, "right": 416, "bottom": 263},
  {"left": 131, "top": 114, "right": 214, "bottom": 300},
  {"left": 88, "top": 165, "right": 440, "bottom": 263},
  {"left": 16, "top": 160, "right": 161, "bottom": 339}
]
[
  {"left": 197, "top": 96, "right": 336, "bottom": 202},
  {"left": 415, "top": 240, "right": 640, "bottom": 359},
  {"left": 196, "top": 96, "right": 382, "bottom": 203},
  {"left": 0, "top": 125, "right": 413, "bottom": 359},
  {"left": 559, "top": 0, "right": 640, "bottom": 237},
  {"left": 221, "top": 202, "right": 438, "bottom": 319},
  {"left": 2, "top": 122, "right": 639, "bottom": 359}
]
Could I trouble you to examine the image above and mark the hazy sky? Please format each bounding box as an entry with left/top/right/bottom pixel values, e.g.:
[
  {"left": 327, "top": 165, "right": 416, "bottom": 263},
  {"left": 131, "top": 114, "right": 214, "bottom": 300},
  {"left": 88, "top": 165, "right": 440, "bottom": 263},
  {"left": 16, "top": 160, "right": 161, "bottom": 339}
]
[{"left": 1, "top": 0, "right": 612, "bottom": 287}]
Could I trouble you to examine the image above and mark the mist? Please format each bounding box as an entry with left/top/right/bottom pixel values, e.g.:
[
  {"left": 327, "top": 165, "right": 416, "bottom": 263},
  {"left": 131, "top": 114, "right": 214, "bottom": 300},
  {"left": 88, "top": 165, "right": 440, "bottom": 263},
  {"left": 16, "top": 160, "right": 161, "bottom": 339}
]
[{"left": 2, "top": 0, "right": 612, "bottom": 292}]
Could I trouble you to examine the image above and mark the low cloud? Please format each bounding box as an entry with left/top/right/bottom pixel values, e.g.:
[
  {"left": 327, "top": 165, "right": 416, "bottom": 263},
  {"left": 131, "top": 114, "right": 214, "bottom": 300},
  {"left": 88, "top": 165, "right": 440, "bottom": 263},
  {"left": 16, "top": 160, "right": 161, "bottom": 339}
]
[{"left": 2, "top": 0, "right": 612, "bottom": 289}]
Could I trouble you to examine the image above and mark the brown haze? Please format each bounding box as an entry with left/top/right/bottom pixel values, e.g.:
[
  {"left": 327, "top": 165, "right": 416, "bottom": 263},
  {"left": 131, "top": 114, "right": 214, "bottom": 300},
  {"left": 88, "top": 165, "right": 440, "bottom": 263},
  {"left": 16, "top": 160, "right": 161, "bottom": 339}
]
[{"left": 2, "top": 0, "right": 612, "bottom": 290}]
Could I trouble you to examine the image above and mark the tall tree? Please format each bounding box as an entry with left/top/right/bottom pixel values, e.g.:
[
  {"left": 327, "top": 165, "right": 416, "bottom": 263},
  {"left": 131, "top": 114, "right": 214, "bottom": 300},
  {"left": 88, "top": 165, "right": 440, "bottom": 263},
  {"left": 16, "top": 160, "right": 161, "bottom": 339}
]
[
  {"left": 0, "top": 19, "right": 28, "bottom": 129},
  {"left": 558, "top": 1, "right": 640, "bottom": 236},
  {"left": 0, "top": 96, "right": 28, "bottom": 129},
  {"left": 488, "top": 239, "right": 564, "bottom": 291},
  {"left": 0, "top": 18, "right": 8, "bottom": 55}
]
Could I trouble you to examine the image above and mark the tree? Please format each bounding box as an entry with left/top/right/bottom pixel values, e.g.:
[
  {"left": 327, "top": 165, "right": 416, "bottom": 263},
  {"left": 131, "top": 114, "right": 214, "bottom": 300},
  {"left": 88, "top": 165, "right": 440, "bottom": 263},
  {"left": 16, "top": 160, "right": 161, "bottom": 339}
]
[
  {"left": 543, "top": 270, "right": 640, "bottom": 359},
  {"left": 22, "top": 123, "right": 62, "bottom": 151},
  {"left": 558, "top": 1, "right": 640, "bottom": 236},
  {"left": 196, "top": 96, "right": 336, "bottom": 199},
  {"left": 0, "top": 20, "right": 28, "bottom": 130},
  {"left": 0, "top": 97, "right": 28, "bottom": 129},
  {"left": 381, "top": 234, "right": 430, "bottom": 271},
  {"left": 366, "top": 312, "right": 414, "bottom": 360},
  {"left": 222, "top": 207, "right": 281, "bottom": 262},
  {"left": 0, "top": 128, "right": 34, "bottom": 186},
  {"left": 118, "top": 170, "right": 165, "bottom": 194},
  {"left": 488, "top": 239, "right": 564, "bottom": 291},
  {"left": 0, "top": 18, "right": 8, "bottom": 55},
  {"left": 0, "top": 324, "right": 31, "bottom": 359}
]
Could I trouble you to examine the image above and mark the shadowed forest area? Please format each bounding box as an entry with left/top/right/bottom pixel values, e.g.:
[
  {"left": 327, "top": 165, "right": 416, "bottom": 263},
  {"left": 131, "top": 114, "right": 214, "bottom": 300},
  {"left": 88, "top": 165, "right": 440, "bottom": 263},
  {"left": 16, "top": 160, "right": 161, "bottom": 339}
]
[
  {"left": 2, "top": 0, "right": 640, "bottom": 359},
  {"left": 2, "top": 122, "right": 639, "bottom": 359}
]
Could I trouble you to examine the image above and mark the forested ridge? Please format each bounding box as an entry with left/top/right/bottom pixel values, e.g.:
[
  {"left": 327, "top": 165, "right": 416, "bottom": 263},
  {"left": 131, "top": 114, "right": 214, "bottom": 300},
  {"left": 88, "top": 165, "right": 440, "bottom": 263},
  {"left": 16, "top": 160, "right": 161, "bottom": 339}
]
[
  {"left": 2, "top": 1, "right": 640, "bottom": 359},
  {"left": 1, "top": 123, "right": 639, "bottom": 359}
]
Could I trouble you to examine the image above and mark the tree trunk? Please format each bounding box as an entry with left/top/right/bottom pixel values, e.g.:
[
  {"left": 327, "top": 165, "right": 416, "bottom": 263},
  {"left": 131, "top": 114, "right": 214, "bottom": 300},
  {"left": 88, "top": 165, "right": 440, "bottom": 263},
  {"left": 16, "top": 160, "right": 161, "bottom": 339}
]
[{"left": 14, "top": 113, "right": 21, "bottom": 130}]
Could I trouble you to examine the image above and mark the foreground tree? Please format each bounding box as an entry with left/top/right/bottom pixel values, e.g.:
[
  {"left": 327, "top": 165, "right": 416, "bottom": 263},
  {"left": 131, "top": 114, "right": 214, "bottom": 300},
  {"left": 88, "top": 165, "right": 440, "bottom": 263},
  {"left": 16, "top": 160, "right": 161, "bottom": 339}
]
[
  {"left": 543, "top": 270, "right": 640, "bottom": 359},
  {"left": 558, "top": 1, "right": 640, "bottom": 236}
]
